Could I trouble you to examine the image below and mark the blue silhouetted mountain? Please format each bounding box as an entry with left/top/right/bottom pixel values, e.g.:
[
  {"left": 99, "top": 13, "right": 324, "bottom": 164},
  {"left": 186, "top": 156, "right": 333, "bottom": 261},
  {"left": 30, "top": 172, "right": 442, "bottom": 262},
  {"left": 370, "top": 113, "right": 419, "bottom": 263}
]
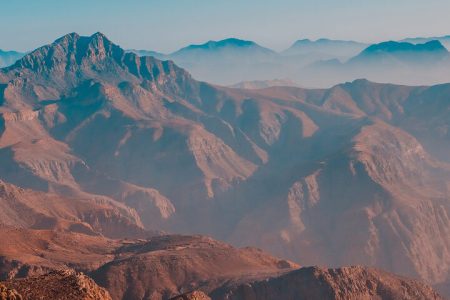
[
  {"left": 349, "top": 40, "right": 449, "bottom": 65},
  {"left": 0, "top": 49, "right": 25, "bottom": 68},
  {"left": 120, "top": 37, "right": 450, "bottom": 87},
  {"left": 154, "top": 38, "right": 282, "bottom": 85},
  {"left": 299, "top": 40, "right": 450, "bottom": 87},
  {"left": 171, "top": 38, "right": 277, "bottom": 58}
]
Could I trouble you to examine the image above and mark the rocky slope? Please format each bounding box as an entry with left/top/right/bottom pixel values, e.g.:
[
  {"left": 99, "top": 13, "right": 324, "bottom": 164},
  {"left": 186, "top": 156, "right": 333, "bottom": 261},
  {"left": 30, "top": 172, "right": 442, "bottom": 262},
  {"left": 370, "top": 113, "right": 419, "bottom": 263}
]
[
  {"left": 283, "top": 38, "right": 367, "bottom": 59},
  {"left": 0, "top": 228, "right": 298, "bottom": 300},
  {"left": 0, "top": 284, "right": 21, "bottom": 300},
  {"left": 0, "top": 180, "right": 148, "bottom": 238},
  {"left": 0, "top": 227, "right": 444, "bottom": 300},
  {"left": 1, "top": 33, "right": 450, "bottom": 297},
  {"left": 2, "top": 270, "right": 111, "bottom": 300},
  {"left": 213, "top": 266, "right": 445, "bottom": 300},
  {"left": 89, "top": 235, "right": 297, "bottom": 300},
  {"left": 170, "top": 291, "right": 211, "bottom": 300}
]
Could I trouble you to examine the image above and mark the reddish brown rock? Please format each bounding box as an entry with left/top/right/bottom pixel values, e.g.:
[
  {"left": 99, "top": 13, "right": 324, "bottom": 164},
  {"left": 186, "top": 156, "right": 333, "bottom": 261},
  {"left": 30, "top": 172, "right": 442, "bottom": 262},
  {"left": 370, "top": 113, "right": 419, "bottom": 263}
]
[
  {"left": 2, "top": 269, "right": 111, "bottom": 300},
  {"left": 0, "top": 284, "right": 22, "bottom": 300},
  {"left": 169, "top": 291, "right": 211, "bottom": 300},
  {"left": 213, "top": 266, "right": 445, "bottom": 300}
]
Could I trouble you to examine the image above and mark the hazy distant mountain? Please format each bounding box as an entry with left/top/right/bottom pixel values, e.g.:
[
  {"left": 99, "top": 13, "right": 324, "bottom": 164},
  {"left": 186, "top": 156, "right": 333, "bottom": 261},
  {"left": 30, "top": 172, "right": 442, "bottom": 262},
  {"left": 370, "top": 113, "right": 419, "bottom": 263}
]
[
  {"left": 127, "top": 49, "right": 168, "bottom": 60},
  {"left": 171, "top": 38, "right": 276, "bottom": 58},
  {"left": 128, "top": 38, "right": 370, "bottom": 86},
  {"left": 300, "top": 40, "right": 450, "bottom": 87},
  {"left": 349, "top": 40, "right": 449, "bottom": 65},
  {"left": 229, "top": 79, "right": 300, "bottom": 89},
  {"left": 1, "top": 33, "right": 450, "bottom": 298},
  {"left": 165, "top": 38, "right": 283, "bottom": 85},
  {"left": 0, "top": 49, "right": 25, "bottom": 67},
  {"left": 283, "top": 38, "right": 367, "bottom": 59},
  {"left": 127, "top": 38, "right": 450, "bottom": 88}
]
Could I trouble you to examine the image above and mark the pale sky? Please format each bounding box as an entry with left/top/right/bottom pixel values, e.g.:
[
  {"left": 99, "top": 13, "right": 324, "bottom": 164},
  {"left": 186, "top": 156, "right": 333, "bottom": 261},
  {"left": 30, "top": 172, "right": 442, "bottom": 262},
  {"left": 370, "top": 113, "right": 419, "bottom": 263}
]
[{"left": 1, "top": 0, "right": 450, "bottom": 53}]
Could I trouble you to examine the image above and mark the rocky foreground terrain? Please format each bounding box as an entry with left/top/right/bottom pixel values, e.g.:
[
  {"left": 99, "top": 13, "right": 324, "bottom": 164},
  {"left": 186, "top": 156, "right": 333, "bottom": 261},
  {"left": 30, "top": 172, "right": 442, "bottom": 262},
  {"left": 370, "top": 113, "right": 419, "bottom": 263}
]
[
  {"left": 212, "top": 266, "right": 445, "bottom": 300},
  {"left": 0, "top": 226, "right": 300, "bottom": 299},
  {"left": 0, "top": 32, "right": 449, "bottom": 299},
  {"left": 0, "top": 283, "right": 22, "bottom": 300},
  {"left": 2, "top": 270, "right": 111, "bottom": 300},
  {"left": 0, "top": 229, "right": 445, "bottom": 299}
]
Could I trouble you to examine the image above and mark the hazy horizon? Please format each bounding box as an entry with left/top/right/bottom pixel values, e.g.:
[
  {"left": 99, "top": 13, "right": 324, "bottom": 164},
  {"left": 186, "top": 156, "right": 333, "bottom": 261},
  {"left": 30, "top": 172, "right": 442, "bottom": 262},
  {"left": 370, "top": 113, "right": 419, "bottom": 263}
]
[{"left": 2, "top": 0, "right": 450, "bottom": 53}]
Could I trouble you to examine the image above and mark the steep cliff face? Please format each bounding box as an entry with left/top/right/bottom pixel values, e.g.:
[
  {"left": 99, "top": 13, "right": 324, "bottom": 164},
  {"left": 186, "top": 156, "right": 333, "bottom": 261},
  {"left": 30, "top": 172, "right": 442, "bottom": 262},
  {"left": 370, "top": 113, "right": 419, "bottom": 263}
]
[{"left": 0, "top": 180, "right": 148, "bottom": 238}]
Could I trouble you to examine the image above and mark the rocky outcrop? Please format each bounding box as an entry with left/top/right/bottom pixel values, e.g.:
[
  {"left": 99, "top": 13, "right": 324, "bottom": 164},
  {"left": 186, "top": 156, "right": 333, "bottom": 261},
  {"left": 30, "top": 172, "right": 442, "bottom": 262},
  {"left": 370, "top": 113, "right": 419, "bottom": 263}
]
[
  {"left": 2, "top": 270, "right": 111, "bottom": 300},
  {"left": 214, "top": 266, "right": 445, "bottom": 300},
  {"left": 170, "top": 291, "right": 211, "bottom": 300},
  {"left": 90, "top": 235, "right": 298, "bottom": 300},
  {"left": 0, "top": 284, "right": 21, "bottom": 300},
  {"left": 0, "top": 180, "right": 147, "bottom": 239},
  {"left": 0, "top": 226, "right": 445, "bottom": 300}
]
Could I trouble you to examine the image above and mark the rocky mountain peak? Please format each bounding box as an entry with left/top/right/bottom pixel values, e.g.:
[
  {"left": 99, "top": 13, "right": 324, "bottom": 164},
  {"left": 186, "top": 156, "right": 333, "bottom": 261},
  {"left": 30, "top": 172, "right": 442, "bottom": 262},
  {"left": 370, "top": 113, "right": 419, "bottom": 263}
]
[
  {"left": 0, "top": 32, "right": 193, "bottom": 111},
  {"left": 11, "top": 32, "right": 124, "bottom": 72}
]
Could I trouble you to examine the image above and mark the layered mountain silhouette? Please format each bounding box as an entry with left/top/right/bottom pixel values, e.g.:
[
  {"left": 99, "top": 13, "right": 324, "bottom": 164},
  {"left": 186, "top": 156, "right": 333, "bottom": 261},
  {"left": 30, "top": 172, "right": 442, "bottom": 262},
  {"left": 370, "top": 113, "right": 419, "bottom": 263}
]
[
  {"left": 1, "top": 33, "right": 450, "bottom": 299},
  {"left": 130, "top": 37, "right": 450, "bottom": 87},
  {"left": 304, "top": 40, "right": 450, "bottom": 86}
]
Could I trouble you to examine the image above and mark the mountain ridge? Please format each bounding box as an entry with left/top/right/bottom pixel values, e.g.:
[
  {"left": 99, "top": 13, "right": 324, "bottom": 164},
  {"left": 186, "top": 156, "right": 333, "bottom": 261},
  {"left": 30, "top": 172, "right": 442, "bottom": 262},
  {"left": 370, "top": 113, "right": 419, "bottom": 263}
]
[{"left": 350, "top": 40, "right": 449, "bottom": 64}]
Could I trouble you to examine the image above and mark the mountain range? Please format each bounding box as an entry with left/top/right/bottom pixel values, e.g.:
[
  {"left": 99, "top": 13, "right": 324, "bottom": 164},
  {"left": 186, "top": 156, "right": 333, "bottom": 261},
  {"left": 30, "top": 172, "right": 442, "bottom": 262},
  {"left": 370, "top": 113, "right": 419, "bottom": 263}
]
[
  {"left": 128, "top": 36, "right": 450, "bottom": 87},
  {"left": 305, "top": 40, "right": 450, "bottom": 86},
  {"left": 4, "top": 35, "right": 450, "bottom": 88},
  {"left": 0, "top": 32, "right": 450, "bottom": 299}
]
